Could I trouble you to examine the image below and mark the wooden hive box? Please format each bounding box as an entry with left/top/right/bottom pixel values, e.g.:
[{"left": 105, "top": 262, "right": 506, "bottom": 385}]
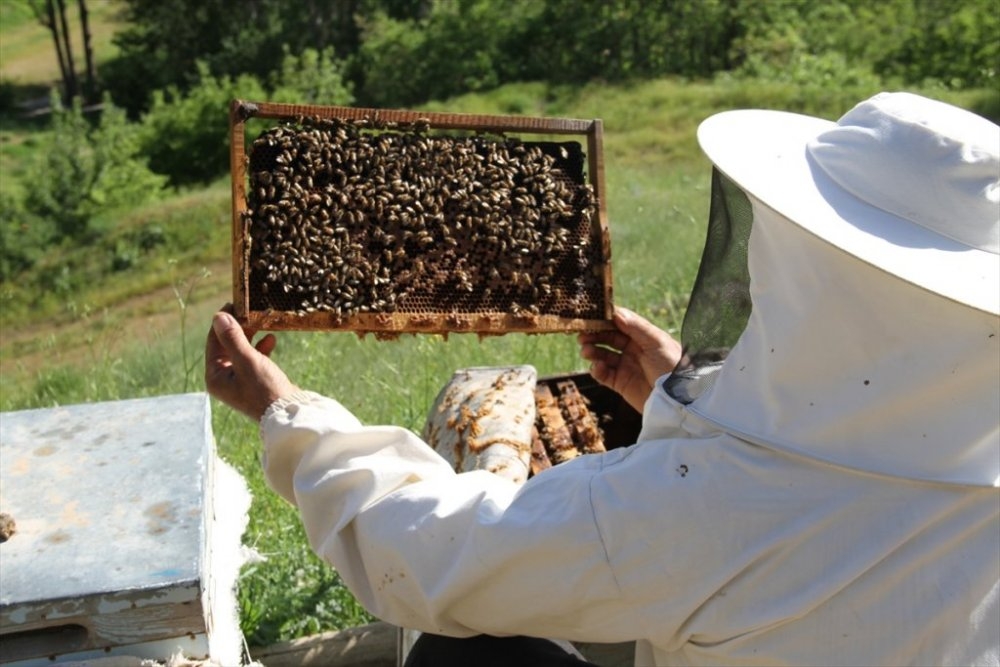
[
  {"left": 529, "top": 371, "right": 643, "bottom": 476},
  {"left": 0, "top": 394, "right": 247, "bottom": 666},
  {"left": 536, "top": 372, "right": 642, "bottom": 450},
  {"left": 229, "top": 100, "right": 615, "bottom": 336}
]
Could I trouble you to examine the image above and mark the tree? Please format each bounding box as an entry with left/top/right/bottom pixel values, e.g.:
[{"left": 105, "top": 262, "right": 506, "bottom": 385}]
[
  {"left": 78, "top": 0, "right": 97, "bottom": 100},
  {"left": 106, "top": 0, "right": 376, "bottom": 114},
  {"left": 29, "top": 0, "right": 98, "bottom": 104},
  {"left": 30, "top": 0, "right": 78, "bottom": 102}
]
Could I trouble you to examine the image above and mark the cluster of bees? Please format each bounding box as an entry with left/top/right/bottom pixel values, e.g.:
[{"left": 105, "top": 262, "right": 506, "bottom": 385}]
[{"left": 246, "top": 115, "right": 603, "bottom": 320}]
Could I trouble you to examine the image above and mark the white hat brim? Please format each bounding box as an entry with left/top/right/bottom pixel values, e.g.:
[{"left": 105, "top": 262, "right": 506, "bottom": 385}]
[{"left": 697, "top": 109, "right": 999, "bottom": 315}]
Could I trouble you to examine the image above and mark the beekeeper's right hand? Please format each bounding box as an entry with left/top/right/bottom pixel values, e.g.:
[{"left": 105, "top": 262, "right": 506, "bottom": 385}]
[{"left": 205, "top": 305, "right": 299, "bottom": 421}]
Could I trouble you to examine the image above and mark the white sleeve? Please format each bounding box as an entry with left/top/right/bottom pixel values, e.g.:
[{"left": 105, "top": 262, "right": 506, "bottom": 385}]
[{"left": 259, "top": 390, "right": 641, "bottom": 641}]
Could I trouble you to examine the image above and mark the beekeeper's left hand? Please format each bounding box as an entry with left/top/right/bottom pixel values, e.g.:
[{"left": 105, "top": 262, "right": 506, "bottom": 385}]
[
  {"left": 578, "top": 306, "right": 682, "bottom": 412},
  {"left": 205, "top": 305, "right": 299, "bottom": 420}
]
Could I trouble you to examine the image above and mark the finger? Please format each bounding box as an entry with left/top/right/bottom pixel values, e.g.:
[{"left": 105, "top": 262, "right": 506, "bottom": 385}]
[
  {"left": 589, "top": 354, "right": 637, "bottom": 386},
  {"left": 215, "top": 302, "right": 262, "bottom": 341},
  {"left": 207, "top": 303, "right": 237, "bottom": 360},
  {"left": 580, "top": 342, "right": 621, "bottom": 366},
  {"left": 205, "top": 324, "right": 234, "bottom": 393},
  {"left": 206, "top": 314, "right": 230, "bottom": 369},
  {"left": 578, "top": 328, "right": 632, "bottom": 352},
  {"left": 589, "top": 358, "right": 613, "bottom": 387},
  {"left": 212, "top": 311, "right": 258, "bottom": 366},
  {"left": 255, "top": 333, "right": 278, "bottom": 357},
  {"left": 613, "top": 307, "right": 670, "bottom": 349}
]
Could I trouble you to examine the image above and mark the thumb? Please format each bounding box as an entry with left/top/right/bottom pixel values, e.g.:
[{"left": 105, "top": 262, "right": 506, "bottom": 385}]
[
  {"left": 614, "top": 307, "right": 662, "bottom": 347},
  {"left": 212, "top": 312, "right": 257, "bottom": 363}
]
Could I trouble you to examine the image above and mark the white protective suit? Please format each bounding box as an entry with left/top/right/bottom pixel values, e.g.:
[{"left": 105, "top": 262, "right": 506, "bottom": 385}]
[
  {"left": 260, "top": 196, "right": 1000, "bottom": 666},
  {"left": 260, "top": 94, "right": 1000, "bottom": 666}
]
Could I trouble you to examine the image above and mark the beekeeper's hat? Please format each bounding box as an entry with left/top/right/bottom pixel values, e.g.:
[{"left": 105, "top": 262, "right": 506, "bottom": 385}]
[{"left": 697, "top": 91, "right": 999, "bottom": 315}]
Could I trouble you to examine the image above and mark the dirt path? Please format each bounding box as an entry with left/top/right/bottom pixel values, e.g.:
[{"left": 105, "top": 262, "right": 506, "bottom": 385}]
[{"left": 0, "top": 260, "right": 232, "bottom": 384}]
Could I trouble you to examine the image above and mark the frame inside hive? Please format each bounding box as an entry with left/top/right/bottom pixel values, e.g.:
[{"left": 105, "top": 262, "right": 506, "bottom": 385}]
[{"left": 230, "top": 100, "right": 614, "bottom": 335}]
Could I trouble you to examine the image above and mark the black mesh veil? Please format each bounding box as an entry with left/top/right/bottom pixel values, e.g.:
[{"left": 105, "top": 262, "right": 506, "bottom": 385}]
[{"left": 664, "top": 168, "right": 754, "bottom": 403}]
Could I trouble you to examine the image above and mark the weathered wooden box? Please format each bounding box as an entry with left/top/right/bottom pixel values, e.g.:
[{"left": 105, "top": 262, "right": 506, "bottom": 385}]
[
  {"left": 537, "top": 371, "right": 643, "bottom": 452},
  {"left": 229, "top": 100, "right": 614, "bottom": 336},
  {"left": 0, "top": 394, "right": 246, "bottom": 665}
]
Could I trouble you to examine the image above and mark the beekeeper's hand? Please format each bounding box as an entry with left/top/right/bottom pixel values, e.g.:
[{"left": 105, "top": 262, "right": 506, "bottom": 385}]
[
  {"left": 205, "top": 305, "right": 299, "bottom": 420},
  {"left": 578, "top": 306, "right": 682, "bottom": 413}
]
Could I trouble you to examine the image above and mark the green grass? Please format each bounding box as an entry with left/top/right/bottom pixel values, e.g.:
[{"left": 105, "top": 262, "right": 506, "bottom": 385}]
[
  {"left": 3, "top": 76, "right": 998, "bottom": 647},
  {"left": 0, "top": 179, "right": 232, "bottom": 365}
]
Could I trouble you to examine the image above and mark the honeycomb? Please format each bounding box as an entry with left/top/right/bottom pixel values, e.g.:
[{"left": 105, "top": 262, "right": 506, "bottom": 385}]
[
  {"left": 530, "top": 376, "right": 608, "bottom": 474},
  {"left": 236, "top": 108, "right": 611, "bottom": 333}
]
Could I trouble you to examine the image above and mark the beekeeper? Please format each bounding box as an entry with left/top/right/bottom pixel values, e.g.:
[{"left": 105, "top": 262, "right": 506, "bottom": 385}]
[{"left": 206, "top": 91, "right": 999, "bottom": 666}]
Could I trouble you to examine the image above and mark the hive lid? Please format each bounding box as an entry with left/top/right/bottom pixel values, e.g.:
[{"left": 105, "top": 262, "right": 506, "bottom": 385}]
[{"left": 0, "top": 393, "right": 233, "bottom": 664}]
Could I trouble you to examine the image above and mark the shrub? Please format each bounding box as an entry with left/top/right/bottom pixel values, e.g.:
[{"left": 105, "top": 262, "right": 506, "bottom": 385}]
[
  {"left": 875, "top": 0, "right": 999, "bottom": 89},
  {"left": 269, "top": 47, "right": 354, "bottom": 106},
  {"left": 139, "top": 63, "right": 266, "bottom": 186},
  {"left": 22, "top": 94, "right": 95, "bottom": 239},
  {"left": 355, "top": 1, "right": 539, "bottom": 107},
  {"left": 354, "top": 11, "right": 432, "bottom": 107},
  {"left": 22, "top": 93, "right": 166, "bottom": 240},
  {"left": 0, "top": 193, "right": 51, "bottom": 280},
  {"left": 0, "top": 79, "right": 17, "bottom": 115}
]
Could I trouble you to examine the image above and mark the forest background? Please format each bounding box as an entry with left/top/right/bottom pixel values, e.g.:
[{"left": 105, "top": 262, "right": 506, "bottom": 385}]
[{"left": 1, "top": 0, "right": 997, "bottom": 648}]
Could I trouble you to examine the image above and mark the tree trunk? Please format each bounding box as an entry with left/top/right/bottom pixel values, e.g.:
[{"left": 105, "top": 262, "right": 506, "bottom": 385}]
[
  {"left": 32, "top": 0, "right": 72, "bottom": 103},
  {"left": 54, "top": 0, "right": 79, "bottom": 101},
  {"left": 77, "top": 0, "right": 96, "bottom": 102}
]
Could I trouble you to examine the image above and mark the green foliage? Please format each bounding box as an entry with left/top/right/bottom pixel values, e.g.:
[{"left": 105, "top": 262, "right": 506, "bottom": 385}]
[
  {"left": 21, "top": 92, "right": 166, "bottom": 240},
  {"left": 22, "top": 93, "right": 94, "bottom": 239},
  {"left": 102, "top": 0, "right": 241, "bottom": 115},
  {"left": 236, "top": 526, "right": 374, "bottom": 645},
  {"left": 353, "top": 10, "right": 429, "bottom": 107},
  {"left": 727, "top": 48, "right": 882, "bottom": 91},
  {"left": 725, "top": 1, "right": 887, "bottom": 90},
  {"left": 0, "top": 181, "right": 230, "bottom": 332},
  {"left": 105, "top": 0, "right": 369, "bottom": 115},
  {"left": 727, "top": 0, "right": 997, "bottom": 91},
  {"left": 0, "top": 0, "right": 38, "bottom": 29},
  {"left": 356, "top": 0, "right": 738, "bottom": 106},
  {"left": 355, "top": 2, "right": 520, "bottom": 108},
  {"left": 98, "top": 0, "right": 997, "bottom": 114},
  {"left": 139, "top": 63, "right": 266, "bottom": 186},
  {"left": 137, "top": 51, "right": 353, "bottom": 186},
  {"left": 875, "top": 0, "right": 999, "bottom": 89},
  {"left": 269, "top": 47, "right": 355, "bottom": 106},
  {"left": 523, "top": 0, "right": 737, "bottom": 83},
  {"left": 91, "top": 102, "right": 169, "bottom": 210},
  {"left": 350, "top": 0, "right": 999, "bottom": 108},
  {"left": 0, "top": 191, "right": 50, "bottom": 280}
]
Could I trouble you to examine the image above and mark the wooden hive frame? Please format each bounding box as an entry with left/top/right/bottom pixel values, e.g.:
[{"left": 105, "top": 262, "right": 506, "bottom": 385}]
[{"left": 229, "top": 99, "right": 614, "bottom": 335}]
